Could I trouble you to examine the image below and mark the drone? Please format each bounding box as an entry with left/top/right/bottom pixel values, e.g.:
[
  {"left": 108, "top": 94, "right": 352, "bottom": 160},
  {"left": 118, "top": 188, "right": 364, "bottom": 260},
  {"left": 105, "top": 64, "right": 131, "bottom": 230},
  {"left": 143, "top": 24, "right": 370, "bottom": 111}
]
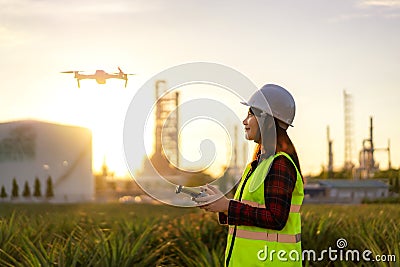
[{"left": 61, "top": 67, "right": 135, "bottom": 88}]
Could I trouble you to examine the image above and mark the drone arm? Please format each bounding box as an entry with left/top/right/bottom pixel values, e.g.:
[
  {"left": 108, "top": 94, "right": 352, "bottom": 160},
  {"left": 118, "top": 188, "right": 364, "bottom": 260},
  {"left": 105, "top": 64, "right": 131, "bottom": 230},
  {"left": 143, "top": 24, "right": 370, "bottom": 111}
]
[{"left": 77, "top": 74, "right": 96, "bottom": 80}]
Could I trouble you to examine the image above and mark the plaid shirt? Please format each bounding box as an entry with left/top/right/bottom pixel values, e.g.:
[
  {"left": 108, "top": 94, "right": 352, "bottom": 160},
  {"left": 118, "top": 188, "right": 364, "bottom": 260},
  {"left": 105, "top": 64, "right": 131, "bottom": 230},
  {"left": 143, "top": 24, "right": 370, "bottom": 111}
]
[{"left": 219, "top": 155, "right": 297, "bottom": 230}]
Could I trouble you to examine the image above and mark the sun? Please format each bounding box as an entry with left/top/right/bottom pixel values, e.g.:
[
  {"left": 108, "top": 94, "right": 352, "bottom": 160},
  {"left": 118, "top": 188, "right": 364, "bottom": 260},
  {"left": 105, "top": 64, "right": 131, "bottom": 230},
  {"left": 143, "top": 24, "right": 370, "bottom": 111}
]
[{"left": 47, "top": 78, "right": 136, "bottom": 178}]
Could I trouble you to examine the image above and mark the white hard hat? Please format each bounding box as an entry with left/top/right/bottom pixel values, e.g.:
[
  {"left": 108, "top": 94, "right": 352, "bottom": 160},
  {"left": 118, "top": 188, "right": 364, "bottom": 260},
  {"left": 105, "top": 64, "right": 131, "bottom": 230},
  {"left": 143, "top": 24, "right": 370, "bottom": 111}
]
[{"left": 241, "top": 84, "right": 295, "bottom": 129}]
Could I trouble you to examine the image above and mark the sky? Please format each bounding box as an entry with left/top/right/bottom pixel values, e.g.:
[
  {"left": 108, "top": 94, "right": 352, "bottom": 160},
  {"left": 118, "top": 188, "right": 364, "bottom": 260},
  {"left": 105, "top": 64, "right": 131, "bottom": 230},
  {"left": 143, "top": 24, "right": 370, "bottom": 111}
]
[{"left": 1, "top": 0, "right": 399, "bottom": 177}]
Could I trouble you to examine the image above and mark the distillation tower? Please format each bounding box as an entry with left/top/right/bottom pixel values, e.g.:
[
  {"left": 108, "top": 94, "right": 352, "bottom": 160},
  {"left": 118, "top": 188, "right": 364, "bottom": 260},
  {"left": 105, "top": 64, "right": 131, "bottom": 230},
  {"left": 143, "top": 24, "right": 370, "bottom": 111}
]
[
  {"left": 358, "top": 117, "right": 391, "bottom": 179},
  {"left": 327, "top": 126, "right": 333, "bottom": 177},
  {"left": 343, "top": 90, "right": 354, "bottom": 172},
  {"left": 154, "top": 80, "right": 180, "bottom": 169}
]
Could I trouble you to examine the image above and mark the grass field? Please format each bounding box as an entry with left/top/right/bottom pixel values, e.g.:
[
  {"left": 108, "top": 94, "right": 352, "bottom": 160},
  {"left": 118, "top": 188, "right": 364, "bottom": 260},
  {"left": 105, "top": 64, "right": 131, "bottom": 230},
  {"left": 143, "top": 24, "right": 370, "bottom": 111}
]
[{"left": 0, "top": 203, "right": 399, "bottom": 266}]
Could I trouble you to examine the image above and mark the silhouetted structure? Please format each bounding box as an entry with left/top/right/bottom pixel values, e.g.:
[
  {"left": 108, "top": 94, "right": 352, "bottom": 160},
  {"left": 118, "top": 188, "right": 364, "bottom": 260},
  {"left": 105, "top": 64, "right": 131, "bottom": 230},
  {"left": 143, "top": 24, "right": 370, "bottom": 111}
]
[
  {"left": 343, "top": 90, "right": 354, "bottom": 173},
  {"left": 139, "top": 81, "right": 213, "bottom": 186}
]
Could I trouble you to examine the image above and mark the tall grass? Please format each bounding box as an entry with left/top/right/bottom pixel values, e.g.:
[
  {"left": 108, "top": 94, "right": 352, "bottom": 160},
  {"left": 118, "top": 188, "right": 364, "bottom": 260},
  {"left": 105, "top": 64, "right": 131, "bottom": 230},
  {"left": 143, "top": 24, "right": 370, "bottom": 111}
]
[
  {"left": 302, "top": 205, "right": 399, "bottom": 267},
  {"left": 0, "top": 203, "right": 398, "bottom": 266}
]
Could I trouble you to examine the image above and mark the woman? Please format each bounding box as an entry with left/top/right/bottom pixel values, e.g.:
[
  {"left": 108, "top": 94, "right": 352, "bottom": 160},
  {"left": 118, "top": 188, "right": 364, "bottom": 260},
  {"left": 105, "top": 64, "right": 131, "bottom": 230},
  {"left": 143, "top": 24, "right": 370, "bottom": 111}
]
[{"left": 196, "top": 84, "right": 304, "bottom": 266}]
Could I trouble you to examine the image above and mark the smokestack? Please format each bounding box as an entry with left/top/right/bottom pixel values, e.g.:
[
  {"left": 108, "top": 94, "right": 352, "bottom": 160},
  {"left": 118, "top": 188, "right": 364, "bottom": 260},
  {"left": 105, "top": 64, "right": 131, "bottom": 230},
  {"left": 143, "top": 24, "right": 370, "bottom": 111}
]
[
  {"left": 327, "top": 126, "right": 333, "bottom": 177},
  {"left": 370, "top": 116, "right": 375, "bottom": 170}
]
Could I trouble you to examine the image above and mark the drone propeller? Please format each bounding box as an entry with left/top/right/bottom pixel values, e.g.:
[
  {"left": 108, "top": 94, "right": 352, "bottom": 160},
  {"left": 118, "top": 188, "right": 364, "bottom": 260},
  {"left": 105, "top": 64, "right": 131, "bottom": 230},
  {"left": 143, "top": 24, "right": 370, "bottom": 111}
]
[
  {"left": 60, "top": 71, "right": 82, "bottom": 74},
  {"left": 112, "top": 72, "right": 136, "bottom": 75},
  {"left": 115, "top": 67, "right": 136, "bottom": 75}
]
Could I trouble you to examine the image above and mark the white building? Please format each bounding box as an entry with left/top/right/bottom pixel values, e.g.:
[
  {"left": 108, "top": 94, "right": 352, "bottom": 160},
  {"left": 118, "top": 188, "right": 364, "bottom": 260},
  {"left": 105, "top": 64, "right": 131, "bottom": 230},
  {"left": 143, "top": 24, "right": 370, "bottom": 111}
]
[{"left": 0, "top": 120, "right": 94, "bottom": 202}]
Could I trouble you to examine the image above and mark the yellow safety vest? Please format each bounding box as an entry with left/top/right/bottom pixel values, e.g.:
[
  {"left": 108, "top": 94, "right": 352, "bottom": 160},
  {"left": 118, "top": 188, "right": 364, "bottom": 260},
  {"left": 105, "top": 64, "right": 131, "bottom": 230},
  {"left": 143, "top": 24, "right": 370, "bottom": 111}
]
[{"left": 226, "top": 152, "right": 304, "bottom": 266}]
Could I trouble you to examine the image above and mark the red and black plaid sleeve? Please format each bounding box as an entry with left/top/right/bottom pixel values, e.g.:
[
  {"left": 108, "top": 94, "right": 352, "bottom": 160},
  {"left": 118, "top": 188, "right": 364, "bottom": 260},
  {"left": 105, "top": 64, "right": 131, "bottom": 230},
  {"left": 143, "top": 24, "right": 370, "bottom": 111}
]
[{"left": 225, "top": 155, "right": 297, "bottom": 230}]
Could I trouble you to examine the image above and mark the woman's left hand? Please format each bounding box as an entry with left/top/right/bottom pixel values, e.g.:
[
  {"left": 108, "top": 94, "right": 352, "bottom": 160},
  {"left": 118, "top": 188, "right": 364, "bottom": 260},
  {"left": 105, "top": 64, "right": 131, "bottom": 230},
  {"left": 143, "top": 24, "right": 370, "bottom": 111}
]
[{"left": 195, "top": 184, "right": 230, "bottom": 213}]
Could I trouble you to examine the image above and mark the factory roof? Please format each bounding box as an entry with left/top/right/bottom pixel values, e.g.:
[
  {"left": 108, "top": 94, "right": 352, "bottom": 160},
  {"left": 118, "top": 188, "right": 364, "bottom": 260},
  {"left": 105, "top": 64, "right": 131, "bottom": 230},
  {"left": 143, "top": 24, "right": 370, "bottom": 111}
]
[{"left": 317, "top": 179, "right": 388, "bottom": 188}]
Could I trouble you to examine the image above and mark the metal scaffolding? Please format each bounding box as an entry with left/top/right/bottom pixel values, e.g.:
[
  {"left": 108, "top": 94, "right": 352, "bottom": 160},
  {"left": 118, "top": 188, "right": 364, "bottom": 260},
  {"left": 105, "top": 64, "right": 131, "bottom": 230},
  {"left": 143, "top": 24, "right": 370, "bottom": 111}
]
[
  {"left": 343, "top": 90, "right": 354, "bottom": 172},
  {"left": 358, "top": 117, "right": 392, "bottom": 178},
  {"left": 154, "top": 80, "right": 180, "bottom": 168}
]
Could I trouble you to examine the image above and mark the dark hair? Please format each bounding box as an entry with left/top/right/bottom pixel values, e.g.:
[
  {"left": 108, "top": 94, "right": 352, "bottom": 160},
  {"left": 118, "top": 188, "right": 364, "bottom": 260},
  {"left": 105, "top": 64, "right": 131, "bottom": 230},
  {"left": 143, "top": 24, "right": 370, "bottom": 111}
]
[
  {"left": 252, "top": 116, "right": 302, "bottom": 177},
  {"left": 275, "top": 119, "right": 302, "bottom": 176}
]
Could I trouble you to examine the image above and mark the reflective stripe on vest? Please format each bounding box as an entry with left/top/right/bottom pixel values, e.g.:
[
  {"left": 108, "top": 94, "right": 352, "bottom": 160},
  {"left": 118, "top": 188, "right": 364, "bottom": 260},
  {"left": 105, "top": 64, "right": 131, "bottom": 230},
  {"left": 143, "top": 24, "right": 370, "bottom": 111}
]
[
  {"left": 225, "top": 152, "right": 304, "bottom": 266},
  {"left": 229, "top": 228, "right": 301, "bottom": 243},
  {"left": 241, "top": 199, "right": 301, "bottom": 213}
]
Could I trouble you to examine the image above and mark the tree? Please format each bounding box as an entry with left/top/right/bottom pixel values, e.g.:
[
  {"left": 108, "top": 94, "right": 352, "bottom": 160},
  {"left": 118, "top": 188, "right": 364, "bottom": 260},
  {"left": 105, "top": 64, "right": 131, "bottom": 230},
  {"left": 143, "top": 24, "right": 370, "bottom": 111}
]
[
  {"left": 46, "top": 176, "right": 54, "bottom": 198},
  {"left": 11, "top": 177, "right": 19, "bottom": 199},
  {"left": 22, "top": 181, "right": 31, "bottom": 198},
  {"left": 0, "top": 186, "right": 7, "bottom": 199},
  {"left": 33, "top": 177, "right": 41, "bottom": 198}
]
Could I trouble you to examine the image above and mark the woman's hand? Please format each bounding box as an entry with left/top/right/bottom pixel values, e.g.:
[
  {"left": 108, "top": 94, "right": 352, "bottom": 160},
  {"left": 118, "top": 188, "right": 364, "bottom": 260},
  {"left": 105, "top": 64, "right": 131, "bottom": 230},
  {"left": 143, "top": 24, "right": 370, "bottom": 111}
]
[{"left": 195, "top": 184, "right": 230, "bottom": 213}]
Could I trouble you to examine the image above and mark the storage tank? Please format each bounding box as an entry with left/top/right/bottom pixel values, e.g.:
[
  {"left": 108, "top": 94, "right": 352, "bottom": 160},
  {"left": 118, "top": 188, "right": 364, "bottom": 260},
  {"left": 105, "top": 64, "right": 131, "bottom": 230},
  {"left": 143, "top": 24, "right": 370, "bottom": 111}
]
[{"left": 0, "top": 120, "right": 93, "bottom": 202}]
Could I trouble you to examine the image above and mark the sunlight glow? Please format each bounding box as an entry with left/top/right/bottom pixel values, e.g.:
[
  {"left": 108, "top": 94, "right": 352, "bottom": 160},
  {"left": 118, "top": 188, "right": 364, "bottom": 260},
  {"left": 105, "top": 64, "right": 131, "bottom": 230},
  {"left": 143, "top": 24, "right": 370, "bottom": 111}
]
[{"left": 47, "top": 77, "right": 134, "bottom": 177}]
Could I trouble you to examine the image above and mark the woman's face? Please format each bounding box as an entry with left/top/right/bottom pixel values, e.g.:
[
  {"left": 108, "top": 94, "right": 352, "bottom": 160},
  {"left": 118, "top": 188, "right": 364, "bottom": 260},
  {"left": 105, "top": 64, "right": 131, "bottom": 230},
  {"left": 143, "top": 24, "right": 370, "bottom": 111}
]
[{"left": 243, "top": 109, "right": 260, "bottom": 142}]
